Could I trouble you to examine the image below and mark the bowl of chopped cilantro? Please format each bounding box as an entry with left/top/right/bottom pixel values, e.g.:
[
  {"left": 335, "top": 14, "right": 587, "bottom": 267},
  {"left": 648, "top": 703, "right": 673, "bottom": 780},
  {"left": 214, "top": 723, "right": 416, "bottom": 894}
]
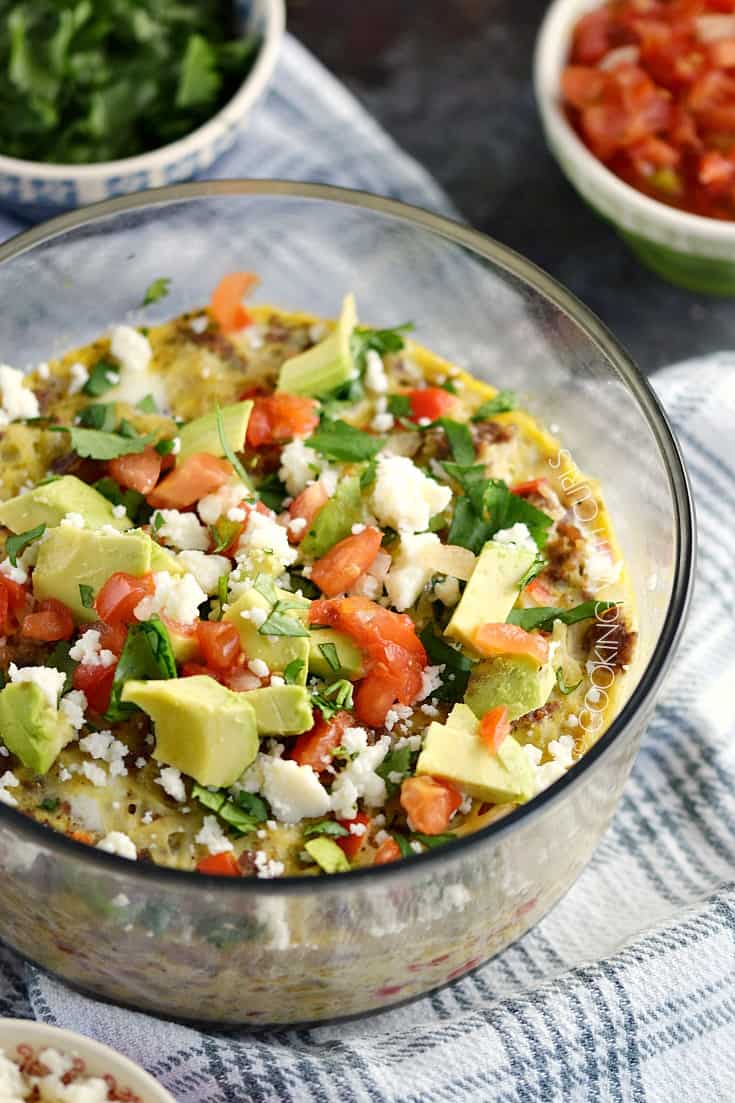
[{"left": 0, "top": 0, "right": 284, "bottom": 221}]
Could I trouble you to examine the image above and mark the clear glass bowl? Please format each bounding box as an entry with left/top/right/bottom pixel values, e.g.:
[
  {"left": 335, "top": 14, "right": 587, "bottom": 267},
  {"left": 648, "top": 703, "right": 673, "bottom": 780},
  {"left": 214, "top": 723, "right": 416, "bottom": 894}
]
[{"left": 0, "top": 182, "right": 694, "bottom": 1025}]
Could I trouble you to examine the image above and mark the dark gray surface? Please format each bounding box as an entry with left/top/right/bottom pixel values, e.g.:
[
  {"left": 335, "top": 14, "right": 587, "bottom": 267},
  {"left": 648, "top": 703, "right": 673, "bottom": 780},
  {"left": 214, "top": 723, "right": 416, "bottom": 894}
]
[{"left": 289, "top": 0, "right": 734, "bottom": 373}]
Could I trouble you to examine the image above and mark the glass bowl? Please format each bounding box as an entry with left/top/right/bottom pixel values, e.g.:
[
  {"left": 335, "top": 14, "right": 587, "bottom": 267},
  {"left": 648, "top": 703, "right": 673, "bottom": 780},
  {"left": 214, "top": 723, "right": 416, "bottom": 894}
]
[{"left": 0, "top": 181, "right": 694, "bottom": 1025}]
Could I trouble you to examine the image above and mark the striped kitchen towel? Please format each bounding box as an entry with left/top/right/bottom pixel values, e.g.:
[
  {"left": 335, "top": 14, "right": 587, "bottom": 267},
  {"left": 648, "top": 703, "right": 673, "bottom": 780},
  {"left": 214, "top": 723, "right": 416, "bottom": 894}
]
[{"left": 2, "top": 32, "right": 734, "bottom": 1103}]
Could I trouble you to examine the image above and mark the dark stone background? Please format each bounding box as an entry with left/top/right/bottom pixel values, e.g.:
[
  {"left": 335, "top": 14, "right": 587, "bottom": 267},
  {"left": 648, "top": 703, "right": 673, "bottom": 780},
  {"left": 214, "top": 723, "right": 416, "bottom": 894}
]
[{"left": 288, "top": 0, "right": 735, "bottom": 374}]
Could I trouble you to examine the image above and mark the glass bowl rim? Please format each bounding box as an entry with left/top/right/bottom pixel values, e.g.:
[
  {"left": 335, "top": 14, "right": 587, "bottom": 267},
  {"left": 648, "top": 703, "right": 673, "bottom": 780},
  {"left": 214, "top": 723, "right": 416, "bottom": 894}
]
[{"left": 0, "top": 179, "right": 696, "bottom": 894}]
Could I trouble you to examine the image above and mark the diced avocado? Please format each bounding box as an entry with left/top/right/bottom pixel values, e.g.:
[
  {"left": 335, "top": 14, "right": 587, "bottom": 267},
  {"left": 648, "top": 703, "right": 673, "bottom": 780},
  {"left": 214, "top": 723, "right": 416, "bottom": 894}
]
[
  {"left": 305, "top": 836, "right": 351, "bottom": 874},
  {"left": 300, "top": 475, "right": 363, "bottom": 558},
  {"left": 33, "top": 527, "right": 151, "bottom": 623},
  {"left": 308, "top": 628, "right": 365, "bottom": 680},
  {"left": 177, "top": 400, "right": 253, "bottom": 463},
  {"left": 464, "top": 655, "right": 555, "bottom": 722},
  {"left": 416, "top": 710, "right": 534, "bottom": 804},
  {"left": 147, "top": 537, "right": 186, "bottom": 576},
  {"left": 121, "top": 675, "right": 258, "bottom": 787},
  {"left": 245, "top": 685, "right": 313, "bottom": 736},
  {"left": 167, "top": 625, "right": 199, "bottom": 664},
  {"left": 0, "top": 475, "right": 130, "bottom": 534},
  {"left": 444, "top": 702, "right": 479, "bottom": 732},
  {"left": 277, "top": 293, "right": 358, "bottom": 398},
  {"left": 445, "top": 540, "right": 536, "bottom": 651},
  {"left": 224, "top": 586, "right": 309, "bottom": 680},
  {"left": 0, "top": 682, "right": 74, "bottom": 774}
]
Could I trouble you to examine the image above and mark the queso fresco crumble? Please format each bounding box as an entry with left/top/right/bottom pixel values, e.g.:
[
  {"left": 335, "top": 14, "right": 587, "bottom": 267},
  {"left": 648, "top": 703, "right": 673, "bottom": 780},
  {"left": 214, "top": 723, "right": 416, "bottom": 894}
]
[{"left": 0, "top": 274, "right": 635, "bottom": 877}]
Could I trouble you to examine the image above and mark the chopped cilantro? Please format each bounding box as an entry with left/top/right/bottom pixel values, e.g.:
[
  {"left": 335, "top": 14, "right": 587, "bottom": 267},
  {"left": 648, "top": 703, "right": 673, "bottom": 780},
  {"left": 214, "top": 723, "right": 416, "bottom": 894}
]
[
  {"left": 471, "top": 390, "right": 517, "bottom": 420},
  {"left": 444, "top": 468, "right": 552, "bottom": 554},
  {"left": 306, "top": 419, "right": 384, "bottom": 463},
  {"left": 155, "top": 438, "right": 177, "bottom": 456},
  {"left": 556, "top": 668, "right": 583, "bottom": 695},
  {"left": 141, "top": 278, "right": 171, "bottom": 307},
  {"left": 136, "top": 394, "right": 158, "bottom": 414},
  {"left": 517, "top": 554, "right": 547, "bottom": 591},
  {"left": 419, "top": 624, "right": 474, "bottom": 702},
  {"left": 191, "top": 784, "right": 267, "bottom": 836},
  {"left": 310, "top": 678, "right": 354, "bottom": 719},
  {"left": 392, "top": 833, "right": 413, "bottom": 858},
  {"left": 318, "top": 641, "right": 340, "bottom": 672},
  {"left": 50, "top": 425, "right": 155, "bottom": 461},
  {"left": 256, "top": 473, "right": 288, "bottom": 512},
  {"left": 283, "top": 658, "right": 306, "bottom": 685},
  {"left": 152, "top": 512, "right": 165, "bottom": 533},
  {"left": 252, "top": 573, "right": 309, "bottom": 638},
  {"left": 507, "top": 601, "right": 621, "bottom": 632},
  {"left": 39, "top": 797, "right": 59, "bottom": 813},
  {"left": 215, "top": 403, "right": 250, "bottom": 485},
  {"left": 6, "top": 523, "right": 45, "bottom": 566},
  {"left": 93, "top": 477, "right": 148, "bottom": 525},
  {"left": 47, "top": 641, "right": 77, "bottom": 694},
  {"left": 303, "top": 819, "right": 349, "bottom": 839},
  {"left": 78, "top": 583, "right": 95, "bottom": 609},
  {"left": 411, "top": 832, "right": 455, "bottom": 849},
  {"left": 82, "top": 359, "right": 119, "bottom": 398},
  {"left": 359, "top": 458, "right": 378, "bottom": 490},
  {"left": 434, "top": 417, "right": 475, "bottom": 465},
  {"left": 216, "top": 572, "right": 228, "bottom": 611},
  {"left": 106, "top": 616, "right": 177, "bottom": 722},
  {"left": 387, "top": 394, "right": 411, "bottom": 419},
  {"left": 376, "top": 745, "right": 414, "bottom": 796},
  {"left": 77, "top": 402, "right": 116, "bottom": 432},
  {"left": 208, "top": 518, "right": 240, "bottom": 553},
  {"left": 350, "top": 324, "right": 413, "bottom": 370}
]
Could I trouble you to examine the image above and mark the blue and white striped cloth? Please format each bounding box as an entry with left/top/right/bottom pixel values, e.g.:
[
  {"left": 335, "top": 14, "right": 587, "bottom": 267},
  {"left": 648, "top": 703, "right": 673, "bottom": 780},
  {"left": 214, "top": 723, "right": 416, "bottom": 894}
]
[{"left": 2, "top": 33, "right": 734, "bottom": 1103}]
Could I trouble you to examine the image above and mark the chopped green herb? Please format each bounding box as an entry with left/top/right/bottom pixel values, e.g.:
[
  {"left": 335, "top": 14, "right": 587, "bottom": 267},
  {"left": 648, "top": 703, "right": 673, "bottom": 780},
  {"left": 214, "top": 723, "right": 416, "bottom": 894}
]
[
  {"left": 78, "top": 583, "right": 95, "bottom": 609},
  {"left": 419, "top": 624, "right": 474, "bottom": 702},
  {"left": 307, "top": 419, "right": 384, "bottom": 463},
  {"left": 434, "top": 417, "right": 475, "bottom": 465},
  {"left": 77, "top": 403, "right": 116, "bottom": 432},
  {"left": 117, "top": 418, "right": 139, "bottom": 439},
  {"left": 155, "top": 438, "right": 177, "bottom": 456},
  {"left": 191, "top": 784, "right": 225, "bottom": 815},
  {"left": 376, "top": 745, "right": 414, "bottom": 796},
  {"left": 152, "top": 512, "right": 165, "bottom": 533},
  {"left": 443, "top": 468, "right": 552, "bottom": 554},
  {"left": 471, "top": 390, "right": 517, "bottom": 420},
  {"left": 93, "top": 477, "right": 147, "bottom": 525},
  {"left": 191, "top": 784, "right": 267, "bottom": 836},
  {"left": 50, "top": 426, "right": 155, "bottom": 461},
  {"left": 303, "top": 819, "right": 349, "bottom": 839},
  {"left": 106, "top": 616, "right": 177, "bottom": 722},
  {"left": 392, "top": 833, "right": 413, "bottom": 858},
  {"left": 141, "top": 278, "right": 171, "bottom": 307},
  {"left": 517, "top": 554, "right": 547, "bottom": 591},
  {"left": 439, "top": 378, "right": 458, "bottom": 394},
  {"left": 39, "top": 797, "right": 59, "bottom": 813},
  {"left": 350, "top": 324, "right": 413, "bottom": 370},
  {"left": 208, "top": 518, "right": 240, "bottom": 553},
  {"left": 215, "top": 404, "right": 250, "bottom": 485},
  {"left": 507, "top": 601, "right": 621, "bottom": 632},
  {"left": 556, "top": 668, "right": 583, "bottom": 695},
  {"left": 6, "top": 523, "right": 46, "bottom": 566},
  {"left": 258, "top": 601, "right": 310, "bottom": 639},
  {"left": 47, "top": 641, "right": 77, "bottom": 694},
  {"left": 285, "top": 571, "right": 320, "bottom": 600},
  {"left": 136, "top": 394, "right": 158, "bottom": 414},
  {"left": 387, "top": 394, "right": 411, "bottom": 419},
  {"left": 360, "top": 459, "right": 378, "bottom": 491},
  {"left": 216, "top": 572, "right": 228, "bottom": 611},
  {"left": 256, "top": 473, "right": 288, "bottom": 513},
  {"left": 318, "top": 642, "right": 340, "bottom": 673},
  {"left": 310, "top": 678, "right": 354, "bottom": 719},
  {"left": 82, "top": 359, "right": 119, "bottom": 398},
  {"left": 411, "top": 832, "right": 456, "bottom": 849},
  {"left": 283, "top": 658, "right": 306, "bottom": 685}
]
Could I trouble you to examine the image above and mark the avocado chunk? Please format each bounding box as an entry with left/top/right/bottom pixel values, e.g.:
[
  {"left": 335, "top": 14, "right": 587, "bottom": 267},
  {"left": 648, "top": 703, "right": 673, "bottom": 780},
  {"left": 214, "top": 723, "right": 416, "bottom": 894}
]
[
  {"left": 0, "top": 682, "right": 74, "bottom": 774},
  {"left": 308, "top": 628, "right": 364, "bottom": 680},
  {"left": 33, "top": 526, "right": 152, "bottom": 623},
  {"left": 277, "top": 293, "right": 358, "bottom": 397},
  {"left": 223, "top": 586, "right": 309, "bottom": 680},
  {"left": 464, "top": 655, "right": 555, "bottom": 722},
  {"left": 121, "top": 675, "right": 258, "bottom": 787},
  {"left": 147, "top": 537, "right": 186, "bottom": 576},
  {"left": 245, "top": 685, "right": 313, "bottom": 736},
  {"left": 305, "top": 836, "right": 351, "bottom": 874},
  {"left": 177, "top": 400, "right": 253, "bottom": 463},
  {"left": 445, "top": 540, "right": 536, "bottom": 651},
  {"left": 416, "top": 705, "right": 534, "bottom": 804},
  {"left": 166, "top": 624, "right": 199, "bottom": 664},
  {"left": 300, "top": 475, "right": 363, "bottom": 559},
  {"left": 0, "top": 475, "right": 130, "bottom": 534}
]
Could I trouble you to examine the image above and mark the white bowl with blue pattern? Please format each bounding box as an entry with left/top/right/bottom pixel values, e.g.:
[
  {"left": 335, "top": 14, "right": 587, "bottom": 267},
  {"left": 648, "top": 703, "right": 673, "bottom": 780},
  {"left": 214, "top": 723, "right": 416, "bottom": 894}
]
[{"left": 0, "top": 0, "right": 285, "bottom": 223}]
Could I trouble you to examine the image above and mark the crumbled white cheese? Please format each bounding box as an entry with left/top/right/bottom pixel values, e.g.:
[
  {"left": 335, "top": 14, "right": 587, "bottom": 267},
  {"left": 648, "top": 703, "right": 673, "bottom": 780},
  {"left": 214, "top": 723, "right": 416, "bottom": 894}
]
[
  {"left": 197, "top": 478, "right": 250, "bottom": 525},
  {"left": 248, "top": 658, "right": 270, "bottom": 678},
  {"left": 385, "top": 532, "right": 440, "bottom": 611},
  {"left": 110, "top": 324, "right": 152, "bottom": 375},
  {"left": 79, "top": 730, "right": 128, "bottom": 778},
  {"left": 364, "top": 349, "right": 389, "bottom": 393},
  {"left": 36, "top": 361, "right": 50, "bottom": 380},
  {"left": 349, "top": 548, "right": 391, "bottom": 601},
  {"left": 156, "top": 508, "right": 210, "bottom": 551},
  {"left": 82, "top": 761, "right": 107, "bottom": 786},
  {"left": 196, "top": 815, "right": 234, "bottom": 854},
  {"left": 0, "top": 364, "right": 40, "bottom": 427},
  {"left": 240, "top": 605, "right": 267, "bottom": 628},
  {"left": 60, "top": 690, "right": 87, "bottom": 732},
  {"left": 523, "top": 735, "right": 575, "bottom": 795},
  {"left": 371, "top": 455, "right": 451, "bottom": 533},
  {"left": 0, "top": 770, "right": 19, "bottom": 807},
  {"left": 493, "top": 522, "right": 537, "bottom": 554},
  {"left": 288, "top": 516, "right": 307, "bottom": 535},
  {"left": 270, "top": 674, "right": 285, "bottom": 687},
  {"left": 585, "top": 540, "right": 623, "bottom": 592},
  {"left": 97, "top": 831, "right": 137, "bottom": 860},
  {"left": 329, "top": 729, "right": 390, "bottom": 820},
  {"left": 177, "top": 550, "right": 230, "bottom": 595},
  {"left": 278, "top": 439, "right": 320, "bottom": 497},
  {"left": 0, "top": 1049, "right": 25, "bottom": 1096},
  {"left": 433, "top": 575, "right": 461, "bottom": 606},
  {"left": 227, "top": 506, "right": 247, "bottom": 523},
  {"left": 384, "top": 704, "right": 414, "bottom": 732},
  {"left": 69, "top": 629, "right": 116, "bottom": 668},
  {"left": 260, "top": 757, "right": 331, "bottom": 824},
  {"left": 349, "top": 820, "right": 368, "bottom": 837},
  {"left": 417, "top": 664, "right": 445, "bottom": 702},
  {"left": 8, "top": 663, "right": 65, "bottom": 708},
  {"left": 67, "top": 360, "right": 90, "bottom": 395},
  {"left": 371, "top": 411, "right": 395, "bottom": 432},
  {"left": 0, "top": 557, "right": 27, "bottom": 584},
  {"left": 254, "top": 851, "right": 285, "bottom": 879},
  {"left": 189, "top": 315, "right": 209, "bottom": 334},
  {"left": 60, "top": 511, "right": 85, "bottom": 529},
  {"left": 134, "top": 570, "right": 207, "bottom": 626},
  {"left": 156, "top": 765, "right": 186, "bottom": 802},
  {"left": 236, "top": 509, "right": 297, "bottom": 568},
  {"left": 111, "top": 503, "right": 127, "bottom": 519}
]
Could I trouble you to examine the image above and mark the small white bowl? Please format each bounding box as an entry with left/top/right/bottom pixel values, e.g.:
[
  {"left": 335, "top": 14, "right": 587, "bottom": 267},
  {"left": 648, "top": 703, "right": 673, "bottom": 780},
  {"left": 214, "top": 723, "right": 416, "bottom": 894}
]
[
  {"left": 0, "top": 0, "right": 284, "bottom": 223},
  {"left": 0, "top": 1018, "right": 175, "bottom": 1102},
  {"left": 534, "top": 0, "right": 735, "bottom": 293}
]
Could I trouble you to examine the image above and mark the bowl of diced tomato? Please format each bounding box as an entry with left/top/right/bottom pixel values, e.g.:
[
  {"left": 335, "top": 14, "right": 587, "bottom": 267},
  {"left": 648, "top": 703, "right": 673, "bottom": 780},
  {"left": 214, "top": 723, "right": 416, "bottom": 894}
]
[{"left": 535, "top": 0, "right": 735, "bottom": 294}]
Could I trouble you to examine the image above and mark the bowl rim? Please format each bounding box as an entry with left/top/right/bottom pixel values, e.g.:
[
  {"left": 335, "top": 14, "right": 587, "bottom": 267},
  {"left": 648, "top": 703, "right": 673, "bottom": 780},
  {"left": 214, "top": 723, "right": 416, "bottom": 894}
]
[
  {"left": 0, "top": 0, "right": 285, "bottom": 179},
  {"left": 0, "top": 1017, "right": 175, "bottom": 1101},
  {"left": 533, "top": 0, "right": 735, "bottom": 245},
  {"left": 0, "top": 179, "right": 696, "bottom": 893}
]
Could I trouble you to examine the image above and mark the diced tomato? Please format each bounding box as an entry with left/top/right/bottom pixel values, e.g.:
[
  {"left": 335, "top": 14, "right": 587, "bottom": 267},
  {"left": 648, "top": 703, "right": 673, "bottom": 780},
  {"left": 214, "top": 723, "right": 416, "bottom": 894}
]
[
  {"left": 72, "top": 662, "right": 117, "bottom": 715},
  {"left": 479, "top": 706, "right": 511, "bottom": 754},
  {"left": 373, "top": 838, "right": 402, "bottom": 865},
  {"left": 354, "top": 664, "right": 404, "bottom": 728},
  {"left": 289, "top": 710, "right": 352, "bottom": 771},
  {"left": 628, "top": 135, "right": 680, "bottom": 174},
  {"left": 698, "top": 149, "right": 735, "bottom": 189},
  {"left": 196, "top": 851, "right": 241, "bottom": 877},
  {"left": 182, "top": 662, "right": 219, "bottom": 680},
  {"left": 68, "top": 829, "right": 94, "bottom": 846},
  {"left": 0, "top": 575, "right": 30, "bottom": 632},
  {"left": 473, "top": 622, "right": 549, "bottom": 665},
  {"left": 310, "top": 527, "right": 383, "bottom": 597},
  {"left": 709, "top": 37, "right": 735, "bottom": 70},
  {"left": 220, "top": 665, "right": 261, "bottom": 691},
  {"left": 108, "top": 446, "right": 162, "bottom": 496},
  {"left": 336, "top": 811, "right": 370, "bottom": 860},
  {"left": 246, "top": 394, "right": 319, "bottom": 449},
  {"left": 210, "top": 272, "right": 258, "bottom": 333},
  {"left": 288, "top": 482, "right": 328, "bottom": 544},
  {"left": 95, "top": 572, "right": 154, "bottom": 627},
  {"left": 562, "top": 65, "right": 607, "bottom": 108},
  {"left": 97, "top": 620, "right": 128, "bottom": 656},
  {"left": 524, "top": 576, "right": 555, "bottom": 605},
  {"left": 407, "top": 387, "right": 456, "bottom": 423},
  {"left": 196, "top": 621, "right": 240, "bottom": 671},
  {"left": 147, "top": 453, "right": 232, "bottom": 510},
  {"left": 572, "top": 9, "right": 615, "bottom": 65},
  {"left": 511, "top": 478, "right": 549, "bottom": 498},
  {"left": 21, "top": 598, "right": 74, "bottom": 642},
  {"left": 400, "top": 776, "right": 462, "bottom": 835}
]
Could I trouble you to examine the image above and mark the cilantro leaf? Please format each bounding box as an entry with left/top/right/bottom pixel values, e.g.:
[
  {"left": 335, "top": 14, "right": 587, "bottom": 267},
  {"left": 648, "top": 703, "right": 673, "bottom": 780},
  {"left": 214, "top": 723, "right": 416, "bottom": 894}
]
[
  {"left": 318, "top": 642, "right": 340, "bottom": 672},
  {"left": 215, "top": 404, "right": 250, "bottom": 485},
  {"left": 208, "top": 518, "right": 240, "bottom": 554},
  {"left": 82, "top": 359, "right": 119, "bottom": 398},
  {"left": 444, "top": 469, "right": 552, "bottom": 554},
  {"left": 377, "top": 745, "right": 414, "bottom": 796},
  {"left": 78, "top": 583, "right": 95, "bottom": 609},
  {"left": 411, "top": 832, "right": 456, "bottom": 849},
  {"left": 258, "top": 602, "right": 310, "bottom": 638},
  {"left": 303, "top": 820, "right": 349, "bottom": 839},
  {"left": 507, "top": 601, "right": 621, "bottom": 632},
  {"left": 350, "top": 324, "right": 412, "bottom": 370},
  {"left": 51, "top": 426, "right": 155, "bottom": 460},
  {"left": 419, "top": 625, "right": 474, "bottom": 702},
  {"left": 155, "top": 438, "right": 177, "bottom": 456},
  {"left": 136, "top": 394, "right": 159, "bottom": 414},
  {"left": 256, "top": 473, "right": 288, "bottom": 512},
  {"left": 141, "top": 278, "right": 171, "bottom": 307},
  {"left": 6, "top": 523, "right": 46, "bottom": 566},
  {"left": 77, "top": 403, "right": 116, "bottom": 432},
  {"left": 387, "top": 394, "right": 411, "bottom": 419},
  {"left": 471, "top": 390, "right": 517, "bottom": 420},
  {"left": 176, "top": 34, "right": 221, "bottom": 108},
  {"left": 106, "top": 616, "right": 177, "bottom": 722},
  {"left": 310, "top": 679, "right": 354, "bottom": 719},
  {"left": 556, "top": 668, "right": 583, "bottom": 695},
  {"left": 434, "top": 418, "right": 475, "bottom": 465},
  {"left": 283, "top": 659, "right": 306, "bottom": 685},
  {"left": 47, "top": 641, "right": 77, "bottom": 694},
  {"left": 392, "top": 833, "right": 413, "bottom": 858},
  {"left": 306, "top": 419, "right": 384, "bottom": 463},
  {"left": 191, "top": 785, "right": 268, "bottom": 837}
]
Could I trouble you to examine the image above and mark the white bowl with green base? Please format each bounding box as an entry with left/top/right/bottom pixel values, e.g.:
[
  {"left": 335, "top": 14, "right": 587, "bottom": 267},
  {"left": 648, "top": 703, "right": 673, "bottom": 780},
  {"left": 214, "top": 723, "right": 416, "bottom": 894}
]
[{"left": 534, "top": 0, "right": 735, "bottom": 295}]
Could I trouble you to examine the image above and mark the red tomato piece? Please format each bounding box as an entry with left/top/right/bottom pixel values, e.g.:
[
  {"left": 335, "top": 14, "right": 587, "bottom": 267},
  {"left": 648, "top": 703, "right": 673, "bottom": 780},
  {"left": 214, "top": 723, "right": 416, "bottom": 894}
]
[
  {"left": 182, "top": 662, "right": 220, "bottom": 680},
  {"left": 400, "top": 776, "right": 462, "bottom": 835},
  {"left": 473, "top": 622, "right": 549, "bottom": 665},
  {"left": 210, "top": 272, "right": 258, "bottom": 333},
  {"left": 289, "top": 710, "right": 352, "bottom": 771},
  {"left": 524, "top": 576, "right": 555, "bottom": 606},
  {"left": 21, "top": 598, "right": 74, "bottom": 642},
  {"left": 97, "top": 620, "right": 128, "bottom": 656},
  {"left": 95, "top": 572, "right": 154, "bottom": 627},
  {"left": 147, "top": 453, "right": 233, "bottom": 510},
  {"left": 562, "top": 66, "right": 607, "bottom": 108},
  {"left": 196, "top": 851, "right": 241, "bottom": 876},
  {"left": 571, "top": 9, "right": 615, "bottom": 65},
  {"left": 196, "top": 621, "right": 240, "bottom": 671},
  {"left": 407, "top": 387, "right": 456, "bottom": 423},
  {"left": 373, "top": 838, "right": 402, "bottom": 865},
  {"left": 479, "top": 705, "right": 511, "bottom": 755},
  {"left": 246, "top": 394, "right": 319, "bottom": 449},
  {"left": 288, "top": 482, "right": 329, "bottom": 544},
  {"left": 336, "top": 811, "right": 370, "bottom": 860},
  {"left": 72, "top": 662, "right": 117, "bottom": 715},
  {"left": 0, "top": 576, "right": 29, "bottom": 632},
  {"left": 310, "top": 527, "right": 383, "bottom": 597},
  {"left": 108, "top": 446, "right": 162, "bottom": 495},
  {"left": 354, "top": 665, "right": 405, "bottom": 728}
]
